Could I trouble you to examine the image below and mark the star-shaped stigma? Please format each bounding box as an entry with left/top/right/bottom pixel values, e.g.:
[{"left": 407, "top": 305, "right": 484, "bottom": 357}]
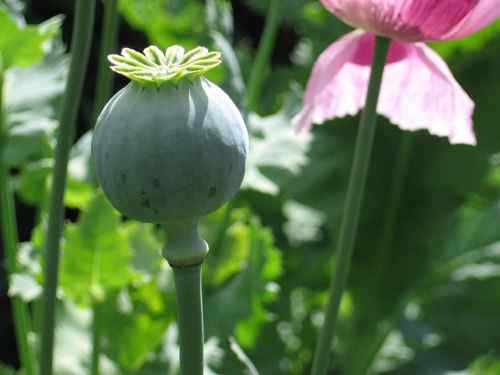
[{"left": 108, "top": 45, "right": 222, "bottom": 86}]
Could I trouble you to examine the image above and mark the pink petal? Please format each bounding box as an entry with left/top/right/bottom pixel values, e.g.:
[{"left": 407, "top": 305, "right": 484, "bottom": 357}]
[
  {"left": 294, "top": 31, "right": 476, "bottom": 145},
  {"left": 320, "top": 0, "right": 480, "bottom": 41},
  {"left": 442, "top": 0, "right": 500, "bottom": 39}
]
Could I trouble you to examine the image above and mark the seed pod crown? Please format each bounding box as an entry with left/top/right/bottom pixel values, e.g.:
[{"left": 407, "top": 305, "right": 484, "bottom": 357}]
[{"left": 108, "top": 45, "right": 222, "bottom": 86}]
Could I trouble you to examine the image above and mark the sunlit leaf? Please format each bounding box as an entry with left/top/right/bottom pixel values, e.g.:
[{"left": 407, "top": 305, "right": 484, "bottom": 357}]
[
  {"left": 101, "top": 278, "right": 175, "bottom": 370},
  {"left": 60, "top": 193, "right": 133, "bottom": 306},
  {"left": 0, "top": 8, "right": 61, "bottom": 70},
  {"left": 245, "top": 96, "right": 311, "bottom": 195},
  {"left": 205, "top": 209, "right": 282, "bottom": 349}
]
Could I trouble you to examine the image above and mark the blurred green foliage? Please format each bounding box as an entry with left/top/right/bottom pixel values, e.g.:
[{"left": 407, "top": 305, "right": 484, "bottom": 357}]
[{"left": 2, "top": 1, "right": 500, "bottom": 374}]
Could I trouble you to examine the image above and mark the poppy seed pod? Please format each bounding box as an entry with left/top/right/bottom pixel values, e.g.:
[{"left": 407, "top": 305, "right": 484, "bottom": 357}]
[{"left": 92, "top": 46, "right": 249, "bottom": 225}]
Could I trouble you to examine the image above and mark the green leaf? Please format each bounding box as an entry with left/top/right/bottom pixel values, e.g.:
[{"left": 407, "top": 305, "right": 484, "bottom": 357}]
[
  {"left": 245, "top": 96, "right": 311, "bottom": 195},
  {"left": 60, "top": 193, "right": 132, "bottom": 306},
  {"left": 117, "top": 0, "right": 206, "bottom": 48},
  {"left": 469, "top": 355, "right": 500, "bottom": 375},
  {"left": 124, "top": 222, "right": 162, "bottom": 278},
  {"left": 5, "top": 39, "right": 67, "bottom": 169},
  {"left": 16, "top": 159, "right": 51, "bottom": 205},
  {"left": 0, "top": 9, "right": 61, "bottom": 70},
  {"left": 101, "top": 279, "right": 175, "bottom": 370},
  {"left": 205, "top": 209, "right": 282, "bottom": 348},
  {"left": 3, "top": 119, "right": 55, "bottom": 166}
]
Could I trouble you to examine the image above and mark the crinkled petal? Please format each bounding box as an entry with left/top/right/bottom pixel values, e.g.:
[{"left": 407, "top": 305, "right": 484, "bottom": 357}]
[
  {"left": 294, "top": 31, "right": 476, "bottom": 145},
  {"left": 442, "top": 0, "right": 500, "bottom": 39},
  {"left": 320, "top": 0, "right": 479, "bottom": 41},
  {"left": 294, "top": 30, "right": 365, "bottom": 132}
]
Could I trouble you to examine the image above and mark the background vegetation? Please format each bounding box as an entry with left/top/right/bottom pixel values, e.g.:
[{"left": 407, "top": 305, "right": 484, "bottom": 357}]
[{"left": 1, "top": 0, "right": 500, "bottom": 373}]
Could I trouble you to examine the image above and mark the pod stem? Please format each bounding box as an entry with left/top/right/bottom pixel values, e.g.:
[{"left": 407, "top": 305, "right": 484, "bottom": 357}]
[
  {"left": 0, "top": 71, "right": 36, "bottom": 375},
  {"left": 39, "top": 2, "right": 96, "bottom": 375},
  {"left": 310, "top": 36, "right": 391, "bottom": 375},
  {"left": 245, "top": 0, "right": 282, "bottom": 112},
  {"left": 173, "top": 264, "right": 204, "bottom": 375},
  {"left": 162, "top": 219, "right": 209, "bottom": 268},
  {"left": 92, "top": 0, "right": 119, "bottom": 125},
  {"left": 163, "top": 219, "right": 208, "bottom": 374}
]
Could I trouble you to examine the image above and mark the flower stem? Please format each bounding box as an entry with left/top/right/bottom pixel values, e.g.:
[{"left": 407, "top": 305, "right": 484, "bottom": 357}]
[
  {"left": 173, "top": 264, "right": 204, "bottom": 375},
  {"left": 245, "top": 0, "right": 282, "bottom": 112},
  {"left": 310, "top": 35, "right": 391, "bottom": 375},
  {"left": 346, "top": 134, "right": 414, "bottom": 375},
  {"left": 90, "top": 301, "right": 103, "bottom": 375},
  {"left": 0, "top": 72, "right": 36, "bottom": 375},
  {"left": 39, "top": 2, "right": 96, "bottom": 375},
  {"left": 92, "top": 0, "right": 119, "bottom": 125}
]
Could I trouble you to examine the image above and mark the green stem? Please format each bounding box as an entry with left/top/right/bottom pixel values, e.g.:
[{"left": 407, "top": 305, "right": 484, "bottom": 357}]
[
  {"left": 39, "top": 2, "right": 96, "bottom": 375},
  {"left": 245, "top": 0, "right": 281, "bottom": 112},
  {"left": 0, "top": 72, "right": 36, "bottom": 375},
  {"left": 92, "top": 0, "right": 119, "bottom": 125},
  {"left": 90, "top": 302, "right": 103, "bottom": 375},
  {"left": 162, "top": 220, "right": 207, "bottom": 374},
  {"left": 310, "top": 36, "right": 391, "bottom": 375},
  {"left": 349, "top": 133, "right": 414, "bottom": 375},
  {"left": 88, "top": 3, "right": 119, "bottom": 370},
  {"left": 173, "top": 264, "right": 204, "bottom": 375}
]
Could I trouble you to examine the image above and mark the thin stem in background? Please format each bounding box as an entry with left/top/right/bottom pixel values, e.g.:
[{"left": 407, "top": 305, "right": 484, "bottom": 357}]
[
  {"left": 310, "top": 36, "right": 392, "bottom": 375},
  {"left": 88, "top": 2, "right": 119, "bottom": 373},
  {"left": 92, "top": 0, "right": 119, "bottom": 126},
  {"left": 0, "top": 72, "right": 36, "bottom": 375},
  {"left": 173, "top": 264, "right": 204, "bottom": 375},
  {"left": 39, "top": 1, "right": 96, "bottom": 375},
  {"left": 245, "top": 0, "right": 281, "bottom": 112}
]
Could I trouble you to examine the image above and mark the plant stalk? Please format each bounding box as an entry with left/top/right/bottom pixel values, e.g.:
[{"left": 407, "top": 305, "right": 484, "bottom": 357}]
[
  {"left": 173, "top": 264, "right": 204, "bottom": 375},
  {"left": 88, "top": 2, "right": 119, "bottom": 372},
  {"left": 39, "top": 1, "right": 96, "bottom": 375},
  {"left": 0, "top": 71, "right": 36, "bottom": 375},
  {"left": 92, "top": 0, "right": 119, "bottom": 125},
  {"left": 348, "top": 133, "right": 414, "bottom": 375},
  {"left": 310, "top": 36, "right": 391, "bottom": 375},
  {"left": 245, "top": 0, "right": 281, "bottom": 112}
]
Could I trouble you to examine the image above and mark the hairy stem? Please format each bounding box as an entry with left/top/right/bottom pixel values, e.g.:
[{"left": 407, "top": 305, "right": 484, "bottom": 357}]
[
  {"left": 173, "top": 264, "right": 204, "bottom": 375},
  {"left": 39, "top": 2, "right": 96, "bottom": 374},
  {"left": 310, "top": 36, "right": 391, "bottom": 375},
  {"left": 0, "top": 71, "right": 36, "bottom": 375},
  {"left": 245, "top": 0, "right": 281, "bottom": 112}
]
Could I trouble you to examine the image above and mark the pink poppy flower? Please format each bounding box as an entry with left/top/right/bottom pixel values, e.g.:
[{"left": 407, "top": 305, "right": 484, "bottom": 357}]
[{"left": 295, "top": 0, "right": 500, "bottom": 145}]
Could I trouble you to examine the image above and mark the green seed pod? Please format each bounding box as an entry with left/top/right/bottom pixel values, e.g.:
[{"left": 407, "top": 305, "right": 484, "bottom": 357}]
[{"left": 92, "top": 45, "right": 248, "bottom": 266}]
